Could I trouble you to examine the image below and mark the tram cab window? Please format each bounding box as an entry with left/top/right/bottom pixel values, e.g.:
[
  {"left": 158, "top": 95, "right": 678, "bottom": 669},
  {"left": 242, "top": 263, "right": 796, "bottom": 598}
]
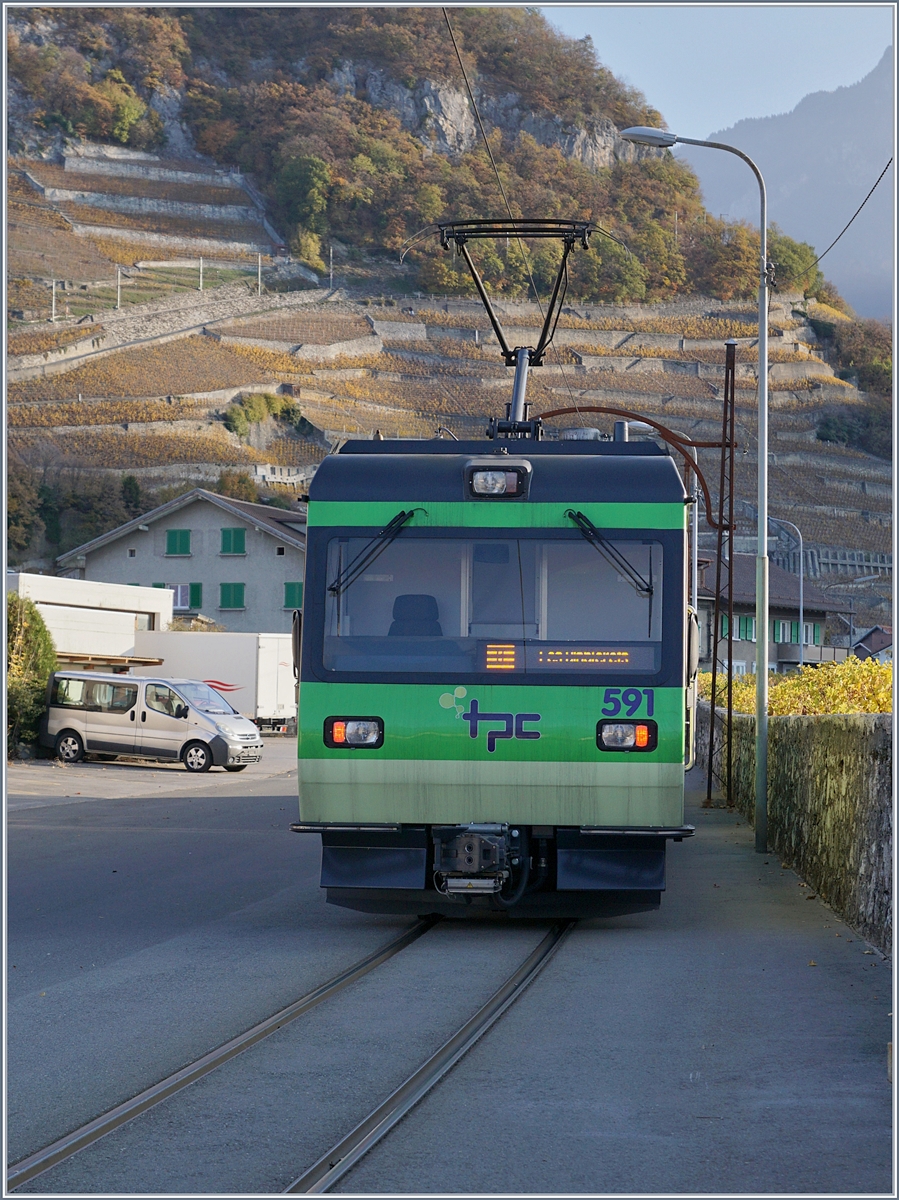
[{"left": 323, "top": 534, "right": 663, "bottom": 675}]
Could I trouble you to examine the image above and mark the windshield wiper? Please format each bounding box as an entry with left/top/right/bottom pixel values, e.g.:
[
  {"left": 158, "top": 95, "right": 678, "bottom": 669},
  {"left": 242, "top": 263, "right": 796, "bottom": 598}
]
[
  {"left": 565, "top": 510, "right": 654, "bottom": 598},
  {"left": 328, "top": 509, "right": 424, "bottom": 597}
]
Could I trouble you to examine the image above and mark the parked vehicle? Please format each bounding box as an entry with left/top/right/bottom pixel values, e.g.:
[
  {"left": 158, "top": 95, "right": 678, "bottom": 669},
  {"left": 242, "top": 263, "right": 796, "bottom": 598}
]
[
  {"left": 132, "top": 632, "right": 296, "bottom": 732},
  {"left": 39, "top": 672, "right": 264, "bottom": 772}
]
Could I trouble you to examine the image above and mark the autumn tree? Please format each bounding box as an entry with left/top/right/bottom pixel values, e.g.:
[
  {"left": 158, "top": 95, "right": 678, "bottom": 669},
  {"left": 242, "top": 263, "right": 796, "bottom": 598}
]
[{"left": 7, "top": 593, "right": 57, "bottom": 749}]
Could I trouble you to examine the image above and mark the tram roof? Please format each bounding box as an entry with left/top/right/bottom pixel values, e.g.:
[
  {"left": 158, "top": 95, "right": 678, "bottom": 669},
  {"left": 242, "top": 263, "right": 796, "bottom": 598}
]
[{"left": 312, "top": 439, "right": 687, "bottom": 504}]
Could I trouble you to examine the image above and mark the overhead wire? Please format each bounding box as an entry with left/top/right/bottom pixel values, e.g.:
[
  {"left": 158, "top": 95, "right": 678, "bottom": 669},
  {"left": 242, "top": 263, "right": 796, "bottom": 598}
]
[
  {"left": 773, "top": 158, "right": 893, "bottom": 289},
  {"left": 441, "top": 7, "right": 587, "bottom": 425}
]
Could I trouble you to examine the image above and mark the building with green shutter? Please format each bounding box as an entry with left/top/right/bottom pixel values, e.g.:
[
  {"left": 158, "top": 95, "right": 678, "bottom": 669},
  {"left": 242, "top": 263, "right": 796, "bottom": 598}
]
[
  {"left": 56, "top": 489, "right": 306, "bottom": 635},
  {"left": 696, "top": 553, "right": 853, "bottom": 675}
]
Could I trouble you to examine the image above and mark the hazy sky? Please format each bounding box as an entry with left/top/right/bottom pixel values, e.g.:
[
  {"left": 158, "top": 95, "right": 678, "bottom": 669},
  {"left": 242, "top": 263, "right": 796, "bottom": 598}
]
[{"left": 539, "top": 5, "right": 894, "bottom": 136}]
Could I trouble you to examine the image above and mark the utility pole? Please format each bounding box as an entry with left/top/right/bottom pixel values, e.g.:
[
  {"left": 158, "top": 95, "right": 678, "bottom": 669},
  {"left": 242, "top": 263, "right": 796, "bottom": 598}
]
[
  {"left": 198, "top": 256, "right": 203, "bottom": 292},
  {"left": 257, "top": 253, "right": 262, "bottom": 297},
  {"left": 673, "top": 210, "right": 678, "bottom": 247},
  {"left": 329, "top": 245, "right": 334, "bottom": 291},
  {"left": 116, "top": 267, "right": 121, "bottom": 310},
  {"left": 51, "top": 279, "right": 56, "bottom": 322}
]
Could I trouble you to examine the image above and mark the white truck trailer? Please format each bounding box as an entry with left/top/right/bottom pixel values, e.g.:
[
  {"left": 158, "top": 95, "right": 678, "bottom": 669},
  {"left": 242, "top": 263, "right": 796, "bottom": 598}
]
[{"left": 132, "top": 631, "right": 296, "bottom": 731}]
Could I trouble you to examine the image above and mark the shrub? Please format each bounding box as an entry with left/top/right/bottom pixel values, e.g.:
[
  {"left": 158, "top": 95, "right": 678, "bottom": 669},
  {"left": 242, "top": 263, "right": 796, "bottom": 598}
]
[
  {"left": 216, "top": 470, "right": 259, "bottom": 501},
  {"left": 240, "top": 392, "right": 270, "bottom": 424},
  {"left": 7, "top": 464, "right": 45, "bottom": 560},
  {"left": 291, "top": 227, "right": 326, "bottom": 274},
  {"left": 7, "top": 593, "right": 57, "bottom": 749},
  {"left": 698, "top": 657, "right": 892, "bottom": 716},
  {"left": 224, "top": 404, "right": 250, "bottom": 437}
]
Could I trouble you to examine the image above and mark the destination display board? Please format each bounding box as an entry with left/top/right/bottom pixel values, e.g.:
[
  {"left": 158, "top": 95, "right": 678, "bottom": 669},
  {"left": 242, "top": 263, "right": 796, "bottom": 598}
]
[{"left": 482, "top": 643, "right": 657, "bottom": 672}]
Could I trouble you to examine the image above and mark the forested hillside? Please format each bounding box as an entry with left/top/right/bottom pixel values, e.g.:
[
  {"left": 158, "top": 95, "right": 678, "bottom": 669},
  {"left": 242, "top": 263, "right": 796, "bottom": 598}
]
[
  {"left": 7, "top": 6, "right": 889, "bottom": 602},
  {"left": 9, "top": 6, "right": 830, "bottom": 304}
]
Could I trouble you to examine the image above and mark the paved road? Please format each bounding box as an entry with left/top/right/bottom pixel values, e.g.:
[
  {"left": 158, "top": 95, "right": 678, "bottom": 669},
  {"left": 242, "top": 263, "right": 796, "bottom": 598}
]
[{"left": 7, "top": 752, "right": 891, "bottom": 1194}]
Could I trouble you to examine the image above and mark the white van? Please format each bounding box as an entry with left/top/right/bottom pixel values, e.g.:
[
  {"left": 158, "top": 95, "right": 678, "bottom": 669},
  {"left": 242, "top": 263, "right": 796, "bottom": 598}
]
[{"left": 39, "top": 672, "right": 264, "bottom": 773}]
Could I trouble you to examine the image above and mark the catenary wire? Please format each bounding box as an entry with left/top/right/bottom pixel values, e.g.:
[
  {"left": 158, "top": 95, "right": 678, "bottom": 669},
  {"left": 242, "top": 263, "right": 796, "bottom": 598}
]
[
  {"left": 441, "top": 7, "right": 587, "bottom": 425},
  {"left": 775, "top": 158, "right": 892, "bottom": 288}
]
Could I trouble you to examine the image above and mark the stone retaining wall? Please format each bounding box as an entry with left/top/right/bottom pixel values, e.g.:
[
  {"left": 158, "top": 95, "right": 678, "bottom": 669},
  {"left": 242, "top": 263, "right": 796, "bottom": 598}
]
[
  {"left": 63, "top": 155, "right": 241, "bottom": 188},
  {"left": 67, "top": 223, "right": 270, "bottom": 255},
  {"left": 207, "top": 331, "right": 382, "bottom": 360},
  {"left": 36, "top": 185, "right": 259, "bottom": 224},
  {"left": 8, "top": 331, "right": 106, "bottom": 370},
  {"left": 696, "top": 701, "right": 892, "bottom": 954}
]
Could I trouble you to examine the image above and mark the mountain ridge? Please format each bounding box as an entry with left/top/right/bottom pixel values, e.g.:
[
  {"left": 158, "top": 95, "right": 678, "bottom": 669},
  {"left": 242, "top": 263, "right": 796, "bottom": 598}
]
[{"left": 678, "top": 46, "right": 893, "bottom": 317}]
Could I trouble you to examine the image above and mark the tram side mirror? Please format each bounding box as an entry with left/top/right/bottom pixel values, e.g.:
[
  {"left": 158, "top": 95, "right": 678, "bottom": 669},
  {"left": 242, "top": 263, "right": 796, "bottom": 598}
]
[
  {"left": 687, "top": 609, "right": 700, "bottom": 684},
  {"left": 292, "top": 609, "right": 302, "bottom": 678}
]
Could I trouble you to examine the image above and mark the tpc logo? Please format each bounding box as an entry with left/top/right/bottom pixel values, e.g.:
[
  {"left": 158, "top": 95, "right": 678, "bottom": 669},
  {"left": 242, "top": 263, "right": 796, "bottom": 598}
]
[{"left": 439, "top": 689, "right": 541, "bottom": 753}]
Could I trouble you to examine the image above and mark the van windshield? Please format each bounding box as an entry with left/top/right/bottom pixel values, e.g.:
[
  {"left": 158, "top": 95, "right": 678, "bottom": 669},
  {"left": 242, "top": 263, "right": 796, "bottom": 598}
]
[{"left": 173, "top": 681, "right": 237, "bottom": 714}]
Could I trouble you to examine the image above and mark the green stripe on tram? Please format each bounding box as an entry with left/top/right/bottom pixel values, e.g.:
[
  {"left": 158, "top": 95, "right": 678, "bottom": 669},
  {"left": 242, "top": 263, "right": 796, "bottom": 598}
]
[
  {"left": 298, "top": 682, "right": 685, "bottom": 763},
  {"left": 307, "top": 501, "right": 686, "bottom": 530}
]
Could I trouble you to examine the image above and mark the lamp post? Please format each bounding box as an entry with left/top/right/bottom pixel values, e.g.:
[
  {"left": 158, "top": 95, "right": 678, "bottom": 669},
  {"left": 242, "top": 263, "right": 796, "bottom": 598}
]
[
  {"left": 770, "top": 517, "right": 804, "bottom": 667},
  {"left": 622, "top": 126, "right": 770, "bottom": 852}
]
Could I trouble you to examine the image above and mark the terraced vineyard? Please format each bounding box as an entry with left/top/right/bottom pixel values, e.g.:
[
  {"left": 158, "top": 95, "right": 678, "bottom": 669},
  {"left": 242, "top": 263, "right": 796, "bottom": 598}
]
[
  {"left": 7, "top": 231, "right": 889, "bottom": 597},
  {"left": 22, "top": 161, "right": 250, "bottom": 207},
  {"left": 219, "top": 312, "right": 374, "bottom": 344},
  {"left": 8, "top": 336, "right": 274, "bottom": 402},
  {"left": 58, "top": 204, "right": 271, "bottom": 246},
  {"left": 7, "top": 324, "right": 104, "bottom": 356}
]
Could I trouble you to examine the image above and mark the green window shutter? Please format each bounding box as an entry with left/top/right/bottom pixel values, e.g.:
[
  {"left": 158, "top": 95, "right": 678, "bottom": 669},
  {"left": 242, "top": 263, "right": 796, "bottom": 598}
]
[
  {"left": 220, "top": 583, "right": 246, "bottom": 609},
  {"left": 720, "top": 614, "right": 728, "bottom": 638},
  {"left": 189, "top": 582, "right": 202, "bottom": 609},
  {"left": 152, "top": 582, "right": 166, "bottom": 589},
  {"left": 773, "top": 621, "right": 781, "bottom": 643},
  {"left": 284, "top": 582, "right": 303, "bottom": 609},
  {"left": 814, "top": 623, "right": 822, "bottom": 646},
  {"left": 221, "top": 527, "right": 245, "bottom": 554},
  {"left": 737, "top": 616, "right": 747, "bottom": 641},
  {"left": 791, "top": 621, "right": 800, "bottom": 644},
  {"left": 166, "top": 529, "right": 190, "bottom": 555}
]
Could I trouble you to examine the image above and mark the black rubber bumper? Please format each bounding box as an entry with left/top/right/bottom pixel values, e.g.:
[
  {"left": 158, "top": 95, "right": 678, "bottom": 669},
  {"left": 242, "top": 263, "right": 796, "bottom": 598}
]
[{"left": 208, "top": 735, "right": 231, "bottom": 766}]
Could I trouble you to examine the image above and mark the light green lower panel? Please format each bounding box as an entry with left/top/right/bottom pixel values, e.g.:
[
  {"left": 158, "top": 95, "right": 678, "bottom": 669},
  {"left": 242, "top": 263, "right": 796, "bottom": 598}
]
[{"left": 299, "top": 759, "right": 685, "bottom": 826}]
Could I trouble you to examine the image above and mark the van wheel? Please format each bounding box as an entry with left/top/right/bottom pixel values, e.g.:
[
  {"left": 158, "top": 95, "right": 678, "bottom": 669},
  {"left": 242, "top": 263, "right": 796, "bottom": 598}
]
[
  {"left": 224, "top": 764, "right": 247, "bottom": 772},
  {"left": 183, "top": 742, "right": 212, "bottom": 773},
  {"left": 55, "top": 731, "right": 84, "bottom": 763}
]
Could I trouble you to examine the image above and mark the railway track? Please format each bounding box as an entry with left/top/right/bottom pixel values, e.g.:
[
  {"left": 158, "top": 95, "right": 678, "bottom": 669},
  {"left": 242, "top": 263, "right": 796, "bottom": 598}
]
[
  {"left": 6, "top": 919, "right": 434, "bottom": 1191},
  {"left": 285, "top": 920, "right": 573, "bottom": 1194},
  {"left": 7, "top": 918, "right": 574, "bottom": 1194}
]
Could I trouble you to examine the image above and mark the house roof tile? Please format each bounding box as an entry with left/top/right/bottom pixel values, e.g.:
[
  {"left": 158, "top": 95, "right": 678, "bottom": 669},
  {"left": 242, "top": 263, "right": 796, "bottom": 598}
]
[
  {"left": 56, "top": 489, "right": 307, "bottom": 565},
  {"left": 698, "top": 553, "right": 853, "bottom": 613}
]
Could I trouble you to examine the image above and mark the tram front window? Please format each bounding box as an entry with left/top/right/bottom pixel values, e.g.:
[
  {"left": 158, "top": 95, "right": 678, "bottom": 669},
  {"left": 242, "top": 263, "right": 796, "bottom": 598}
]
[{"left": 323, "top": 535, "right": 663, "bottom": 674}]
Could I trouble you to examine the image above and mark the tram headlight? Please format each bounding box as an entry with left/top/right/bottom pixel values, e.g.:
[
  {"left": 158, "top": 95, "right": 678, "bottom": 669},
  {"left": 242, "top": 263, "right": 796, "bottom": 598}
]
[
  {"left": 324, "top": 716, "right": 384, "bottom": 748},
  {"left": 597, "top": 720, "right": 658, "bottom": 751},
  {"left": 472, "top": 470, "right": 514, "bottom": 494}
]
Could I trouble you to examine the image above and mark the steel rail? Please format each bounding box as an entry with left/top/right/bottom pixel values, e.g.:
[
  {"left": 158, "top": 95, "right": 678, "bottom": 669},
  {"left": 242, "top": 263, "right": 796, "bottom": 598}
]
[
  {"left": 284, "top": 919, "right": 575, "bottom": 1194},
  {"left": 6, "top": 919, "right": 438, "bottom": 1192}
]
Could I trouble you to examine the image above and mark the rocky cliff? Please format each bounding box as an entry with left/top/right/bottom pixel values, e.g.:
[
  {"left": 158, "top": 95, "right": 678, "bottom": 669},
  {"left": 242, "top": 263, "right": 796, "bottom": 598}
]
[{"left": 327, "top": 60, "right": 661, "bottom": 170}]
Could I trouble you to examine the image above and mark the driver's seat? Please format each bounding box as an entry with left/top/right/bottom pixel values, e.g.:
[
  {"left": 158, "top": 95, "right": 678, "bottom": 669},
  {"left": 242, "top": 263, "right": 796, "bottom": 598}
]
[{"left": 388, "top": 594, "right": 442, "bottom": 637}]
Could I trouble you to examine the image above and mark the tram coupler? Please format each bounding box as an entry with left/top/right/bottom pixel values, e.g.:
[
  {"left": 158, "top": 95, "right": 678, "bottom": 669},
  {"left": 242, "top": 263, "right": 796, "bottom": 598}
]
[{"left": 432, "top": 823, "right": 525, "bottom": 896}]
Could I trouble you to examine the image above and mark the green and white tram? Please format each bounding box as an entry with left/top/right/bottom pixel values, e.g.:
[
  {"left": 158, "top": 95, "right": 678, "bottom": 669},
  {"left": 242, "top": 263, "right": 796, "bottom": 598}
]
[{"left": 291, "top": 221, "right": 698, "bottom": 917}]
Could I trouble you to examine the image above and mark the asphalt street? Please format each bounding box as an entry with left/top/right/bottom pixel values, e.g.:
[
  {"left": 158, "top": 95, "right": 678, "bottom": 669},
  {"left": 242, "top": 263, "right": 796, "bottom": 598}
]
[{"left": 6, "top": 746, "right": 892, "bottom": 1194}]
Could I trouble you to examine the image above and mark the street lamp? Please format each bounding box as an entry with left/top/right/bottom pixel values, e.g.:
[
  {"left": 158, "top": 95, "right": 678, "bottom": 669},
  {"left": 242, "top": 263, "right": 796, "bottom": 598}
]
[
  {"left": 621, "top": 126, "right": 771, "bottom": 853},
  {"left": 769, "top": 517, "right": 804, "bottom": 668}
]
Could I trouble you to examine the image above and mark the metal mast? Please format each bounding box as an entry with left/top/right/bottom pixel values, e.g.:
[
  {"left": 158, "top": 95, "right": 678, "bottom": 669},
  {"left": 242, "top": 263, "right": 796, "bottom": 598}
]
[{"left": 706, "top": 340, "right": 738, "bottom": 806}]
